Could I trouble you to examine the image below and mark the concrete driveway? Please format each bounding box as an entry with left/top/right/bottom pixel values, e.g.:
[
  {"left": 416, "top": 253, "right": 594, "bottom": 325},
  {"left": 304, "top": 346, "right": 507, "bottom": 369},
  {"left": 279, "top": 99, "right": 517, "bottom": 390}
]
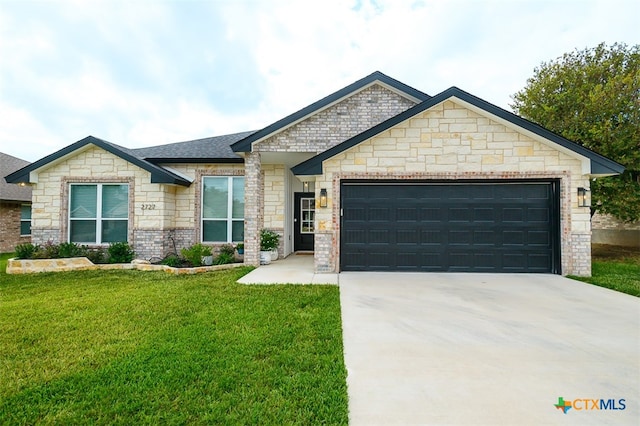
[{"left": 339, "top": 273, "right": 640, "bottom": 425}]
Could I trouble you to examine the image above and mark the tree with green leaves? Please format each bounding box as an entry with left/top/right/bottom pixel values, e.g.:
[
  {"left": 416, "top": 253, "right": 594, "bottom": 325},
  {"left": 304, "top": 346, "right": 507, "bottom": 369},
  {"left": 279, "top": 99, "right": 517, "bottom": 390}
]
[{"left": 511, "top": 42, "right": 640, "bottom": 222}]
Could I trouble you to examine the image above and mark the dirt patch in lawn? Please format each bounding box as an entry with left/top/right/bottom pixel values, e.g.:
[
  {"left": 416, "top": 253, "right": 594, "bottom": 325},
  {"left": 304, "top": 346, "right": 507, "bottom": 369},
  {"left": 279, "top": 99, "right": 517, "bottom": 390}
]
[{"left": 592, "top": 244, "right": 640, "bottom": 263}]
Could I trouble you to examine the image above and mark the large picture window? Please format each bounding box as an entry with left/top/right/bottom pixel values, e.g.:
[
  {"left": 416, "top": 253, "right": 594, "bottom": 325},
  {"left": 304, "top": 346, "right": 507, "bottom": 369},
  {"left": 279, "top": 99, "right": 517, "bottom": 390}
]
[
  {"left": 69, "top": 184, "right": 129, "bottom": 244},
  {"left": 202, "top": 176, "right": 244, "bottom": 243}
]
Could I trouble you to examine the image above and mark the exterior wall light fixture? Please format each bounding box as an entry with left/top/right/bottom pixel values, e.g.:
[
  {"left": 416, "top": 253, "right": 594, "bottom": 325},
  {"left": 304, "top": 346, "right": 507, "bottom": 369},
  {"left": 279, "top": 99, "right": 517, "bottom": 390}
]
[
  {"left": 577, "top": 187, "right": 591, "bottom": 208},
  {"left": 319, "top": 188, "right": 328, "bottom": 208}
]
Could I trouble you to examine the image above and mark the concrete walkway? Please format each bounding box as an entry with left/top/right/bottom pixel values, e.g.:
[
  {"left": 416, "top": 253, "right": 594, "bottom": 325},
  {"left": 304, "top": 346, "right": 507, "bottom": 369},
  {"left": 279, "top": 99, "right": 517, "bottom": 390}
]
[
  {"left": 236, "top": 253, "right": 338, "bottom": 284},
  {"left": 339, "top": 273, "right": 640, "bottom": 425}
]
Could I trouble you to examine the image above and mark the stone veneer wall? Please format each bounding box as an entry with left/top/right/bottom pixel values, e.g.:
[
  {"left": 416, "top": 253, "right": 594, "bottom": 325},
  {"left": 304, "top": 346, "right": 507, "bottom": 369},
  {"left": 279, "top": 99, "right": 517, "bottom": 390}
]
[
  {"left": 315, "top": 100, "right": 592, "bottom": 276},
  {"left": 0, "top": 201, "right": 30, "bottom": 252},
  {"left": 29, "top": 147, "right": 247, "bottom": 261}
]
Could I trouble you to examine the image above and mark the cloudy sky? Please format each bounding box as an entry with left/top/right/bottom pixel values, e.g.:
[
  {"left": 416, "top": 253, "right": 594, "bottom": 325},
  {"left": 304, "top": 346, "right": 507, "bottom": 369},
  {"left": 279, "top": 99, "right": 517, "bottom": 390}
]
[{"left": 1, "top": 0, "right": 638, "bottom": 162}]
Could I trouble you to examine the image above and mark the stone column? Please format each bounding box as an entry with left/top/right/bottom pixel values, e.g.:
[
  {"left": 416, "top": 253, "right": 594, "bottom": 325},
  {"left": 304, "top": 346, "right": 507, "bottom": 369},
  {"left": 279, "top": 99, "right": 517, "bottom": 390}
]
[{"left": 244, "top": 152, "right": 263, "bottom": 266}]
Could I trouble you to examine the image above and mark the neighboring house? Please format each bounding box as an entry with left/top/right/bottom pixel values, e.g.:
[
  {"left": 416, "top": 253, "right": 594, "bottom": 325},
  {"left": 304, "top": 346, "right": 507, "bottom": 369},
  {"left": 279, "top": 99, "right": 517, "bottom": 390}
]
[
  {"left": 4, "top": 71, "right": 624, "bottom": 276},
  {"left": 0, "top": 152, "right": 32, "bottom": 253}
]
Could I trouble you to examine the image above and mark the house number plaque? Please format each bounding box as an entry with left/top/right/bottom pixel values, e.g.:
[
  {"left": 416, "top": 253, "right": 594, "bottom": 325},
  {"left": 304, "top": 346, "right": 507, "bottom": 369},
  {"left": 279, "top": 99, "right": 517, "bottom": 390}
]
[{"left": 141, "top": 204, "right": 156, "bottom": 210}]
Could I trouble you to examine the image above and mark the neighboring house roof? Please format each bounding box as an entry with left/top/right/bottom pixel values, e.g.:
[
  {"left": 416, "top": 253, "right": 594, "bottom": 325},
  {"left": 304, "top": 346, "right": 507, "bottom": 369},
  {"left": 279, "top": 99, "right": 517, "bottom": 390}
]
[
  {"left": 231, "top": 71, "right": 431, "bottom": 152},
  {"left": 291, "top": 86, "right": 625, "bottom": 176},
  {"left": 0, "top": 152, "right": 32, "bottom": 202},
  {"left": 133, "top": 131, "right": 254, "bottom": 163},
  {"left": 4, "top": 136, "right": 192, "bottom": 187}
]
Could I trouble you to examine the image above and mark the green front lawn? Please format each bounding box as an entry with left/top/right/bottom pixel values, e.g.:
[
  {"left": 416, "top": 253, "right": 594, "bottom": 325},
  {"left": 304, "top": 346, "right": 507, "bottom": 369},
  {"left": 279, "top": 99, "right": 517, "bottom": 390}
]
[
  {"left": 0, "top": 267, "right": 348, "bottom": 425},
  {"left": 570, "top": 244, "right": 640, "bottom": 297}
]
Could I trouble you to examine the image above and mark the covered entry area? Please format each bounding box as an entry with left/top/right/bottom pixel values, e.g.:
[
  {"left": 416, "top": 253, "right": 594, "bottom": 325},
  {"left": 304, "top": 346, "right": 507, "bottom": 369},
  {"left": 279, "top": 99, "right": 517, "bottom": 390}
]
[{"left": 340, "top": 180, "right": 560, "bottom": 273}]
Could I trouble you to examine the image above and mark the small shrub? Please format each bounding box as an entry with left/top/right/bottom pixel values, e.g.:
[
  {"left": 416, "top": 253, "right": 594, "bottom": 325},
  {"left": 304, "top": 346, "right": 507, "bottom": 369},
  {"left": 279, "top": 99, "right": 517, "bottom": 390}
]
[
  {"left": 15, "top": 243, "right": 38, "bottom": 259},
  {"left": 214, "top": 252, "right": 235, "bottom": 265},
  {"left": 108, "top": 242, "right": 135, "bottom": 263},
  {"left": 236, "top": 243, "right": 244, "bottom": 251},
  {"left": 86, "top": 248, "right": 107, "bottom": 264},
  {"left": 219, "top": 244, "right": 235, "bottom": 257},
  {"left": 161, "top": 254, "right": 183, "bottom": 268},
  {"left": 260, "top": 229, "right": 280, "bottom": 251},
  {"left": 58, "top": 242, "right": 84, "bottom": 258},
  {"left": 180, "top": 244, "right": 212, "bottom": 267},
  {"left": 35, "top": 240, "right": 59, "bottom": 259}
]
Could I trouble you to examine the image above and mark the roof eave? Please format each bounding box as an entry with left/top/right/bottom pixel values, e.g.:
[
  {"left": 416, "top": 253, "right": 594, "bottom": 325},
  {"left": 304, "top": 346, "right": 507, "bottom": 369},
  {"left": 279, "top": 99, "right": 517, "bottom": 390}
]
[
  {"left": 292, "top": 87, "right": 626, "bottom": 177},
  {"left": 146, "top": 157, "right": 244, "bottom": 164},
  {"left": 4, "top": 136, "right": 193, "bottom": 187}
]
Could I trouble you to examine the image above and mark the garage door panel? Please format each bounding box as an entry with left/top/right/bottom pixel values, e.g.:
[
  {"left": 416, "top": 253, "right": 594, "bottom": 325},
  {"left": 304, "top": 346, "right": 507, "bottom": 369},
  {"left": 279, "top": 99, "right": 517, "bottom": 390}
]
[
  {"left": 420, "top": 208, "right": 443, "bottom": 221},
  {"left": 449, "top": 208, "right": 470, "bottom": 221},
  {"left": 397, "top": 207, "right": 418, "bottom": 221},
  {"left": 369, "top": 229, "right": 390, "bottom": 244},
  {"left": 397, "top": 229, "right": 419, "bottom": 244},
  {"left": 473, "top": 230, "right": 495, "bottom": 245},
  {"left": 421, "top": 230, "right": 443, "bottom": 244},
  {"left": 473, "top": 208, "right": 495, "bottom": 222},
  {"left": 369, "top": 207, "right": 391, "bottom": 221},
  {"left": 503, "top": 208, "right": 524, "bottom": 222},
  {"left": 528, "top": 208, "right": 549, "bottom": 222},
  {"left": 528, "top": 230, "right": 550, "bottom": 246},
  {"left": 503, "top": 230, "right": 525, "bottom": 245},
  {"left": 449, "top": 231, "right": 471, "bottom": 244},
  {"left": 341, "top": 182, "right": 559, "bottom": 273}
]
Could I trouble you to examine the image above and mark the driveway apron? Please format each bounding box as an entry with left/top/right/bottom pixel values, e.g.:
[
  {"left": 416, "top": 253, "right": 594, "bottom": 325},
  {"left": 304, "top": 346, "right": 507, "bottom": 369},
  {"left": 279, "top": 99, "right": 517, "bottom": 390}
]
[{"left": 339, "top": 273, "right": 640, "bottom": 425}]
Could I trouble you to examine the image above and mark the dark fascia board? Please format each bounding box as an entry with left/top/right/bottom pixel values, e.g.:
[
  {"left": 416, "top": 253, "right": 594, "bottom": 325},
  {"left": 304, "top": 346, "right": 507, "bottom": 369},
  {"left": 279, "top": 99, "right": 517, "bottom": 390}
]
[
  {"left": 231, "top": 71, "right": 431, "bottom": 153},
  {"left": 146, "top": 157, "right": 244, "bottom": 164},
  {"left": 5, "top": 136, "right": 192, "bottom": 186},
  {"left": 292, "top": 86, "right": 625, "bottom": 176}
]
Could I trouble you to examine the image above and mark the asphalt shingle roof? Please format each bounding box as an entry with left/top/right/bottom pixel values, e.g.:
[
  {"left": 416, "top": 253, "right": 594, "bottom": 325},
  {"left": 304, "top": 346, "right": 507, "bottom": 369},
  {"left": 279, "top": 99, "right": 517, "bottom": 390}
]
[
  {"left": 0, "top": 152, "right": 32, "bottom": 202},
  {"left": 133, "top": 131, "right": 254, "bottom": 162}
]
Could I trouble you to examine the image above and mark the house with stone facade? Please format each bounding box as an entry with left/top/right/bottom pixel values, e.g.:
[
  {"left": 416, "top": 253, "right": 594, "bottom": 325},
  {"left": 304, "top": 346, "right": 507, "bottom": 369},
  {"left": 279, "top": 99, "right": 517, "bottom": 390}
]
[
  {"left": 4, "top": 71, "right": 624, "bottom": 276},
  {"left": 0, "top": 152, "right": 32, "bottom": 253}
]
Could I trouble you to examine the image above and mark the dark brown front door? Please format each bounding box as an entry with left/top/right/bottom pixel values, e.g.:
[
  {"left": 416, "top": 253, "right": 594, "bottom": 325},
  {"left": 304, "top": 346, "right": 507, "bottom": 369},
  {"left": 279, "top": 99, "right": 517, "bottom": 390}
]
[{"left": 294, "top": 192, "right": 315, "bottom": 251}]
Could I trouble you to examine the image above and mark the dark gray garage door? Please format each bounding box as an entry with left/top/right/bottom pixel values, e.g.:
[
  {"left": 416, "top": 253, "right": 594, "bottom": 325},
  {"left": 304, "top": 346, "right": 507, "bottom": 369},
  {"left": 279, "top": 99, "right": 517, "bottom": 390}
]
[{"left": 340, "top": 181, "right": 560, "bottom": 273}]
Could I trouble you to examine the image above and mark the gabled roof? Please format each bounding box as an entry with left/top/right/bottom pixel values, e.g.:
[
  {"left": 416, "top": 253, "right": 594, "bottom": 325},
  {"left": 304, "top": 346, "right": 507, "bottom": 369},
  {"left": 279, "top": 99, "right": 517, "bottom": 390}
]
[
  {"left": 133, "top": 131, "right": 253, "bottom": 163},
  {"left": 291, "top": 86, "right": 625, "bottom": 176},
  {"left": 0, "top": 152, "right": 32, "bottom": 202},
  {"left": 231, "top": 71, "right": 431, "bottom": 152},
  {"left": 4, "top": 136, "right": 192, "bottom": 186}
]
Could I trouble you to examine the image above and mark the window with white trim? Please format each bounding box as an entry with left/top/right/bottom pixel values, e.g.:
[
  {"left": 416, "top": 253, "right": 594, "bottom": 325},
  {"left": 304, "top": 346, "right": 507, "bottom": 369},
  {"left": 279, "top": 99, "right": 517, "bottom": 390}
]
[
  {"left": 69, "top": 184, "right": 129, "bottom": 244},
  {"left": 202, "top": 176, "right": 244, "bottom": 243},
  {"left": 20, "top": 204, "right": 31, "bottom": 236}
]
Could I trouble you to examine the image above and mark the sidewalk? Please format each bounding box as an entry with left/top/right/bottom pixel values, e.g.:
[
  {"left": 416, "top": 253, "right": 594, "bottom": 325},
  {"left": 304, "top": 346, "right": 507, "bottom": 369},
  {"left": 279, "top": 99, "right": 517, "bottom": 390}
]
[{"left": 236, "top": 253, "right": 339, "bottom": 285}]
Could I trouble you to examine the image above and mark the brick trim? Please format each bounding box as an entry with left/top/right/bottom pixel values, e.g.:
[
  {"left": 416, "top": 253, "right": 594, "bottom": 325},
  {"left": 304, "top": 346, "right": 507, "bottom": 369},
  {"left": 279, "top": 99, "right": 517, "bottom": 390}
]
[
  {"left": 193, "top": 168, "right": 245, "bottom": 245},
  {"left": 60, "top": 177, "right": 135, "bottom": 244},
  {"left": 327, "top": 170, "right": 572, "bottom": 274}
]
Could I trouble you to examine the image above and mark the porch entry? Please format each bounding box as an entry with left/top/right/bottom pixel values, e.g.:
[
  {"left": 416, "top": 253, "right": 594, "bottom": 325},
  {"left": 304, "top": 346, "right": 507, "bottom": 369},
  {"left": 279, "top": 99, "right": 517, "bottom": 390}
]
[{"left": 294, "top": 192, "right": 315, "bottom": 251}]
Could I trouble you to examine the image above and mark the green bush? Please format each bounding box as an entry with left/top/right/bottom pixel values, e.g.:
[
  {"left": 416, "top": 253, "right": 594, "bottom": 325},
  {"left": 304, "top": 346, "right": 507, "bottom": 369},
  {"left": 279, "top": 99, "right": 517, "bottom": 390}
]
[
  {"left": 14, "top": 243, "right": 38, "bottom": 259},
  {"left": 260, "top": 229, "right": 280, "bottom": 251},
  {"left": 161, "top": 254, "right": 183, "bottom": 268},
  {"left": 180, "top": 244, "right": 212, "bottom": 267},
  {"left": 35, "top": 240, "right": 59, "bottom": 259},
  {"left": 219, "top": 244, "right": 235, "bottom": 257},
  {"left": 58, "top": 242, "right": 85, "bottom": 258},
  {"left": 86, "top": 248, "right": 107, "bottom": 264},
  {"left": 108, "top": 242, "right": 135, "bottom": 264},
  {"left": 214, "top": 252, "right": 235, "bottom": 265}
]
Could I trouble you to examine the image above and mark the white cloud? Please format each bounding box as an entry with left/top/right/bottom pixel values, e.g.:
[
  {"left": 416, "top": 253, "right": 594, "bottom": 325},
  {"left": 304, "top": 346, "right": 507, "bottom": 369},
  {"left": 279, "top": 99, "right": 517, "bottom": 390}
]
[{"left": 0, "top": 0, "right": 638, "bottom": 162}]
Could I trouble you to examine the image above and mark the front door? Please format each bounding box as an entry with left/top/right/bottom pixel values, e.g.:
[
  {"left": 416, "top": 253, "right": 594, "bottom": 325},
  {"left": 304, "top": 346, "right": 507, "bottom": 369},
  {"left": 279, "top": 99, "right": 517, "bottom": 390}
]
[{"left": 294, "top": 192, "right": 315, "bottom": 251}]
